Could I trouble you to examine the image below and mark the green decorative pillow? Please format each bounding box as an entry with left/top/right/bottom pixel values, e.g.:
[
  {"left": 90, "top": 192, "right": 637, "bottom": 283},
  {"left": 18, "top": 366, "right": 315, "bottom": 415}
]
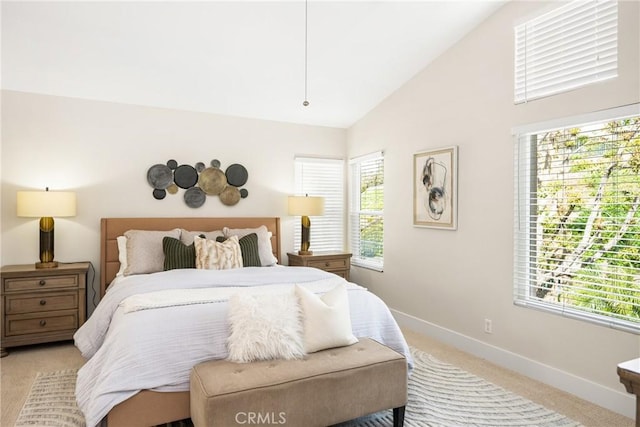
[
  {"left": 216, "top": 233, "right": 261, "bottom": 267},
  {"left": 163, "top": 236, "right": 196, "bottom": 270}
]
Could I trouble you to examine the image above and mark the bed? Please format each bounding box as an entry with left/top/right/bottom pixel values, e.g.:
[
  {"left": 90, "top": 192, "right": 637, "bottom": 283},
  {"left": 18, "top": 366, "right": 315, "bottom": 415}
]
[{"left": 74, "top": 217, "right": 411, "bottom": 427}]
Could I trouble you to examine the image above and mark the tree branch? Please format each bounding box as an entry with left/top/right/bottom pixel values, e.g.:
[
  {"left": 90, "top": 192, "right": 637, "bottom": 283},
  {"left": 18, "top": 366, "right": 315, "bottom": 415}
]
[
  {"left": 555, "top": 143, "right": 624, "bottom": 278},
  {"left": 585, "top": 195, "right": 640, "bottom": 265}
]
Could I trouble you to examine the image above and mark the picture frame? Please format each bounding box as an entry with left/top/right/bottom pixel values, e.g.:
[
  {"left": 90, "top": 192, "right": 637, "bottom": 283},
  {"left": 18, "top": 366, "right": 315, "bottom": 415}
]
[{"left": 413, "top": 146, "right": 458, "bottom": 229}]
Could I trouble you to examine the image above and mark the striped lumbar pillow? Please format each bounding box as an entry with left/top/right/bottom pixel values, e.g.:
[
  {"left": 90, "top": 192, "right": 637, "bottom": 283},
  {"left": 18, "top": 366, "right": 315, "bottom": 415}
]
[
  {"left": 163, "top": 236, "right": 196, "bottom": 270},
  {"left": 217, "top": 233, "right": 261, "bottom": 267}
]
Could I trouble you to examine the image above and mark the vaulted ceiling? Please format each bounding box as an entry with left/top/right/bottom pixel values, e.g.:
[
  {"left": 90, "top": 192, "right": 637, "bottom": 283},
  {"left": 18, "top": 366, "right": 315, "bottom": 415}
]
[{"left": 2, "top": 1, "right": 506, "bottom": 128}]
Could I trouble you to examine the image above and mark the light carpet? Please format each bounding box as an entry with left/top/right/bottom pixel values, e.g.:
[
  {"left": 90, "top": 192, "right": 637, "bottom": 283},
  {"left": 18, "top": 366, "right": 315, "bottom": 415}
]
[{"left": 16, "top": 347, "right": 582, "bottom": 427}]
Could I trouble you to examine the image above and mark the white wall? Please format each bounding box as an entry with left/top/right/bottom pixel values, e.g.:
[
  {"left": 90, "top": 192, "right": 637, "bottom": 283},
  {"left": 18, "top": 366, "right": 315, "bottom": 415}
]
[
  {"left": 347, "top": 0, "right": 640, "bottom": 418},
  {"left": 1, "top": 90, "right": 347, "bottom": 310}
]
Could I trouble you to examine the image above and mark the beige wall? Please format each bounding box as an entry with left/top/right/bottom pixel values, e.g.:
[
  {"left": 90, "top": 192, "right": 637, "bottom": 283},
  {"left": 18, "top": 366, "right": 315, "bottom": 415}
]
[
  {"left": 347, "top": 0, "right": 640, "bottom": 417},
  {"left": 1, "top": 90, "right": 347, "bottom": 309},
  {"left": 2, "top": 0, "right": 638, "bottom": 418}
]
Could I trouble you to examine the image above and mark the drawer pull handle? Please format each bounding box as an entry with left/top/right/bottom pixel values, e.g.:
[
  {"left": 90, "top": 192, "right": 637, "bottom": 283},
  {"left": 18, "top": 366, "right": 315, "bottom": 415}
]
[
  {"left": 325, "top": 262, "right": 330, "bottom": 267},
  {"left": 40, "top": 300, "right": 47, "bottom": 306},
  {"left": 39, "top": 320, "right": 47, "bottom": 327},
  {"left": 39, "top": 280, "right": 46, "bottom": 286}
]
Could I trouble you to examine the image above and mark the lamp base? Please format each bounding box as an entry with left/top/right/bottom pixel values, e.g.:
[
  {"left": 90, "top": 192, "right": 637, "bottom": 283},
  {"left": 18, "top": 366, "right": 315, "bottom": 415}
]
[
  {"left": 38, "top": 216, "right": 57, "bottom": 269},
  {"left": 36, "top": 261, "right": 58, "bottom": 269},
  {"left": 298, "top": 250, "right": 313, "bottom": 256}
]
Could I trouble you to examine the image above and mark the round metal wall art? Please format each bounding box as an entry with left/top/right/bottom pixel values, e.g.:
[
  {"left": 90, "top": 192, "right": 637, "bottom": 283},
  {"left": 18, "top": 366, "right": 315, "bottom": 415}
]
[
  {"left": 198, "top": 167, "right": 227, "bottom": 195},
  {"left": 147, "top": 164, "right": 173, "bottom": 189},
  {"left": 152, "top": 188, "right": 167, "bottom": 200},
  {"left": 225, "top": 164, "right": 248, "bottom": 187},
  {"left": 146, "top": 159, "right": 249, "bottom": 208},
  {"left": 219, "top": 186, "right": 241, "bottom": 206},
  {"left": 184, "top": 187, "right": 206, "bottom": 208},
  {"left": 174, "top": 164, "right": 198, "bottom": 189}
]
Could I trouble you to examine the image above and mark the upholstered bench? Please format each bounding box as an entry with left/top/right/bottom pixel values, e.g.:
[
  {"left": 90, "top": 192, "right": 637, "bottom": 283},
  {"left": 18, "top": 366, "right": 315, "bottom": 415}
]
[{"left": 190, "top": 338, "right": 408, "bottom": 427}]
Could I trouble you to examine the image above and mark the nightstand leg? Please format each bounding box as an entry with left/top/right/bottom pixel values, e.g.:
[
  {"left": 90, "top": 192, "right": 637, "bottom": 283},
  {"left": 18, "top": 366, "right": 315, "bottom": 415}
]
[{"left": 1, "top": 347, "right": 8, "bottom": 358}]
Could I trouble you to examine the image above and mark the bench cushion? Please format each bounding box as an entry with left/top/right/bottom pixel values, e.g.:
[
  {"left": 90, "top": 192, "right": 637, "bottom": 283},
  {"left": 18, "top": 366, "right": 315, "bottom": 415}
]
[{"left": 190, "top": 338, "right": 407, "bottom": 427}]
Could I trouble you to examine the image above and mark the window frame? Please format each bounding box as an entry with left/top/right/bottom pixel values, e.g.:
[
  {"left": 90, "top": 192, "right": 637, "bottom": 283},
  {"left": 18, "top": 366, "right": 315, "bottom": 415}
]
[
  {"left": 513, "top": 103, "right": 640, "bottom": 334},
  {"left": 349, "top": 151, "right": 384, "bottom": 272}
]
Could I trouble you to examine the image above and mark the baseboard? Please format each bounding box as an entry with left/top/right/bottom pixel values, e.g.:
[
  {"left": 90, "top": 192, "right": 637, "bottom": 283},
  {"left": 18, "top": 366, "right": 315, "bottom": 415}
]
[{"left": 391, "top": 308, "right": 636, "bottom": 419}]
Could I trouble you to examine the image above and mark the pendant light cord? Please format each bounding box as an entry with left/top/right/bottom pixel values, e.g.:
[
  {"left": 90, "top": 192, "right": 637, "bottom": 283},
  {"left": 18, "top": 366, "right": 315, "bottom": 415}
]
[{"left": 303, "top": 0, "right": 309, "bottom": 107}]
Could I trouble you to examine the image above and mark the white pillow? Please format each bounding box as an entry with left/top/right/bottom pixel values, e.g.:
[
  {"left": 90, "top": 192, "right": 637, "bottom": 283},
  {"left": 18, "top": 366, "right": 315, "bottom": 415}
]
[
  {"left": 116, "top": 236, "right": 127, "bottom": 277},
  {"left": 295, "top": 283, "right": 358, "bottom": 353},
  {"left": 226, "top": 289, "right": 305, "bottom": 362},
  {"left": 194, "top": 235, "right": 243, "bottom": 270},
  {"left": 124, "top": 229, "right": 181, "bottom": 275},
  {"left": 180, "top": 229, "right": 224, "bottom": 245},
  {"left": 223, "top": 226, "right": 277, "bottom": 266}
]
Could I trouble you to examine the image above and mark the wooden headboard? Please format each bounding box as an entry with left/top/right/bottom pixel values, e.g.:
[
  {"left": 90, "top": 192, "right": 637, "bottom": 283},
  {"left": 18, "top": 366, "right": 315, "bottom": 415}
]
[{"left": 100, "top": 217, "right": 281, "bottom": 298}]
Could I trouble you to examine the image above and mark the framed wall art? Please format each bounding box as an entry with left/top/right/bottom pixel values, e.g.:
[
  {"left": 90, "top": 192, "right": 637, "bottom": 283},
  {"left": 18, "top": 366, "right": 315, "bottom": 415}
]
[{"left": 413, "top": 146, "right": 458, "bottom": 229}]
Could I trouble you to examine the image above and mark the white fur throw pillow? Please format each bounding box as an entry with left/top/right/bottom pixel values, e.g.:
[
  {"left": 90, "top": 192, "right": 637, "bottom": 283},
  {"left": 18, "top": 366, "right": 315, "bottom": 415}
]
[
  {"left": 295, "top": 283, "right": 358, "bottom": 353},
  {"left": 227, "top": 290, "right": 305, "bottom": 363},
  {"left": 194, "top": 235, "right": 243, "bottom": 270}
]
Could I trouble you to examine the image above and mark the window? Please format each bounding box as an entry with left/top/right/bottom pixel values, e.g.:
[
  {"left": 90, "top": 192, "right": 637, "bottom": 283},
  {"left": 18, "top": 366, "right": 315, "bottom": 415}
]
[
  {"left": 349, "top": 151, "right": 384, "bottom": 271},
  {"left": 294, "top": 157, "right": 344, "bottom": 252},
  {"left": 514, "top": 104, "right": 640, "bottom": 333},
  {"left": 514, "top": 0, "right": 617, "bottom": 103}
]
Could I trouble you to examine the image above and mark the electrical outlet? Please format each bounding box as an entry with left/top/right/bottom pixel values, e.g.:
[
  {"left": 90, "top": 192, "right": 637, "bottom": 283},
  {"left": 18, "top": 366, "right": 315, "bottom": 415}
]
[{"left": 484, "top": 319, "right": 493, "bottom": 334}]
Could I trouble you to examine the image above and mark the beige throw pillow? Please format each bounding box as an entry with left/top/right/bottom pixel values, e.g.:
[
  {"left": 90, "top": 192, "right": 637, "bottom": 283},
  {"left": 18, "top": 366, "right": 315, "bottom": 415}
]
[
  {"left": 194, "top": 235, "right": 243, "bottom": 270},
  {"left": 295, "top": 283, "right": 358, "bottom": 353},
  {"left": 124, "top": 229, "right": 181, "bottom": 275},
  {"left": 116, "top": 236, "right": 127, "bottom": 277}
]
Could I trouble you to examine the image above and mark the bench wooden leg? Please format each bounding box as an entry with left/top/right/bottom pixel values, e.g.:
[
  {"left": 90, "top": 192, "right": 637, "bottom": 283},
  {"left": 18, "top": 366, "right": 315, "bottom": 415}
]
[{"left": 393, "top": 406, "right": 405, "bottom": 427}]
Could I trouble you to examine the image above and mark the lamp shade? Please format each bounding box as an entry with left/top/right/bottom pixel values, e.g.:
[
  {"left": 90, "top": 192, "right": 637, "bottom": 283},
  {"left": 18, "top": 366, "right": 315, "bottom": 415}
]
[
  {"left": 17, "top": 191, "right": 77, "bottom": 218},
  {"left": 288, "top": 195, "right": 324, "bottom": 216}
]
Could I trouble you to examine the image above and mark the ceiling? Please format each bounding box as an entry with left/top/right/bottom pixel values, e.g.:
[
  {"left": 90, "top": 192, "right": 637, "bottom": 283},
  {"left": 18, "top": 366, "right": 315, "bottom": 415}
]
[{"left": 1, "top": 1, "right": 506, "bottom": 128}]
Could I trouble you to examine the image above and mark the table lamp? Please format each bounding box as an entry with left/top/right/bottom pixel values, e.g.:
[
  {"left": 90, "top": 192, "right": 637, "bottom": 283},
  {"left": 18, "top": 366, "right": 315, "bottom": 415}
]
[
  {"left": 17, "top": 188, "right": 77, "bottom": 268},
  {"left": 288, "top": 194, "right": 324, "bottom": 255}
]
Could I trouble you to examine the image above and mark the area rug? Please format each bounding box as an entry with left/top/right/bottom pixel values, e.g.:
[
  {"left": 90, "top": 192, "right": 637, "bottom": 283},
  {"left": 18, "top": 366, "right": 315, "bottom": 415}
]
[
  {"left": 14, "top": 369, "right": 85, "bottom": 427},
  {"left": 15, "top": 348, "right": 582, "bottom": 427}
]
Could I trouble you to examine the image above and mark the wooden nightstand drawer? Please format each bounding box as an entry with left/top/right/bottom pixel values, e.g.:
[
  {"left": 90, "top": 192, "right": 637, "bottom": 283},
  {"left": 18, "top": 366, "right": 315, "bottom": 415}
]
[
  {"left": 5, "top": 292, "right": 79, "bottom": 315},
  {"left": 287, "top": 252, "right": 352, "bottom": 280},
  {"left": 307, "top": 258, "right": 348, "bottom": 270},
  {"left": 4, "top": 274, "right": 79, "bottom": 292},
  {"left": 5, "top": 310, "right": 78, "bottom": 336},
  {"left": 332, "top": 271, "right": 349, "bottom": 279}
]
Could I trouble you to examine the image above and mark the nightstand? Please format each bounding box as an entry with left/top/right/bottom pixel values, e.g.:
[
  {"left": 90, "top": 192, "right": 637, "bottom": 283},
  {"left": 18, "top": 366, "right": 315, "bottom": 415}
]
[
  {"left": 618, "top": 358, "right": 640, "bottom": 427},
  {"left": 287, "top": 252, "right": 352, "bottom": 280},
  {"left": 1, "top": 262, "right": 89, "bottom": 357}
]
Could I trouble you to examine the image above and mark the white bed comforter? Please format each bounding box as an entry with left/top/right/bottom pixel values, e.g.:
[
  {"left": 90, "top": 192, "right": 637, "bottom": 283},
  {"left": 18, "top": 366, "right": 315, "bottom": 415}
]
[{"left": 74, "top": 267, "right": 411, "bottom": 427}]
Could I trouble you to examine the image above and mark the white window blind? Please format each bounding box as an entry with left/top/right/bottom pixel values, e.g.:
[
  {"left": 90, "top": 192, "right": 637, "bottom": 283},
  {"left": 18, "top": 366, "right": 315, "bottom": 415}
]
[
  {"left": 514, "top": 105, "right": 640, "bottom": 333},
  {"left": 514, "top": 0, "right": 617, "bottom": 104},
  {"left": 349, "top": 151, "right": 384, "bottom": 271},
  {"left": 294, "top": 157, "right": 344, "bottom": 252}
]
